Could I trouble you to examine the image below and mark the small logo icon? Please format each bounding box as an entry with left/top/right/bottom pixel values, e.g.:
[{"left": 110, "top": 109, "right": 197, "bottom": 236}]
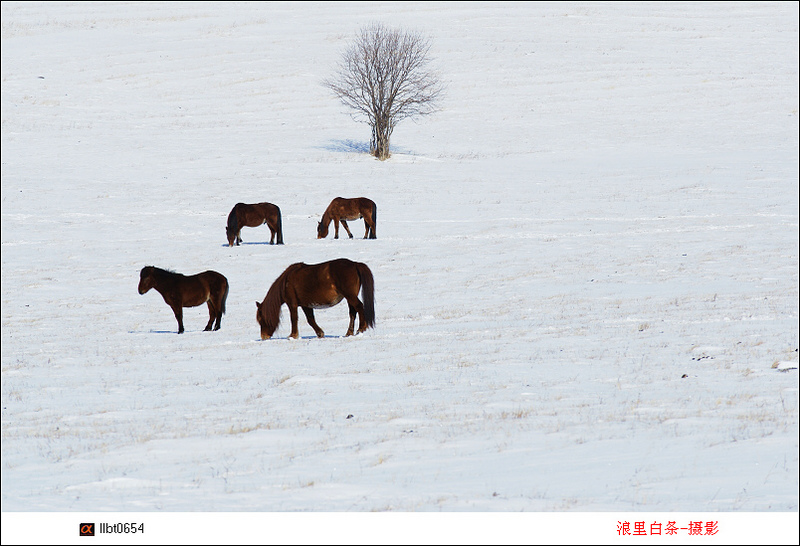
[{"left": 80, "top": 523, "right": 95, "bottom": 536}]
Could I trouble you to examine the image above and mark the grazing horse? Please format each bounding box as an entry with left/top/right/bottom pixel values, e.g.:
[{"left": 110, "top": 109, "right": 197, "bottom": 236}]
[
  {"left": 317, "top": 197, "right": 377, "bottom": 239},
  {"left": 256, "top": 258, "right": 375, "bottom": 340},
  {"left": 138, "top": 266, "right": 229, "bottom": 334},
  {"left": 226, "top": 202, "right": 284, "bottom": 246}
]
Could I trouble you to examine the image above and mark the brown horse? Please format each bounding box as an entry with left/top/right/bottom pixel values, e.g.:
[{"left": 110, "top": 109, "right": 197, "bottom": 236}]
[
  {"left": 226, "top": 202, "right": 284, "bottom": 246},
  {"left": 256, "top": 258, "right": 375, "bottom": 340},
  {"left": 138, "top": 266, "right": 229, "bottom": 334},
  {"left": 317, "top": 197, "right": 377, "bottom": 239}
]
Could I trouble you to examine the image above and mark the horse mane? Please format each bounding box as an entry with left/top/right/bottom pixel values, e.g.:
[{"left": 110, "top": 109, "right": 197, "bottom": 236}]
[
  {"left": 143, "top": 265, "right": 176, "bottom": 276},
  {"left": 261, "top": 263, "right": 304, "bottom": 335},
  {"left": 317, "top": 200, "right": 339, "bottom": 237},
  {"left": 320, "top": 206, "right": 331, "bottom": 225},
  {"left": 227, "top": 203, "right": 244, "bottom": 235},
  {"left": 325, "top": 198, "right": 344, "bottom": 222}
]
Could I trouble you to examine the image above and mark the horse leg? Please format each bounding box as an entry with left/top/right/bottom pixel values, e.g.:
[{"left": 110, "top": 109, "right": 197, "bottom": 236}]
[
  {"left": 333, "top": 219, "right": 340, "bottom": 239},
  {"left": 288, "top": 305, "right": 300, "bottom": 339},
  {"left": 356, "top": 302, "right": 368, "bottom": 333},
  {"left": 204, "top": 301, "right": 216, "bottom": 331},
  {"left": 214, "top": 304, "right": 223, "bottom": 330},
  {"left": 345, "top": 304, "right": 357, "bottom": 336},
  {"left": 213, "top": 289, "right": 226, "bottom": 331},
  {"left": 344, "top": 297, "right": 367, "bottom": 335},
  {"left": 301, "top": 307, "right": 325, "bottom": 338},
  {"left": 171, "top": 304, "right": 185, "bottom": 334},
  {"left": 341, "top": 220, "right": 354, "bottom": 239},
  {"left": 236, "top": 229, "right": 242, "bottom": 245}
]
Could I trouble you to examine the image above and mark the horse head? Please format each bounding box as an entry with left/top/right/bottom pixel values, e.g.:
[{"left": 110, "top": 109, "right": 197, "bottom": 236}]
[
  {"left": 255, "top": 300, "right": 272, "bottom": 340},
  {"left": 138, "top": 266, "right": 155, "bottom": 294},
  {"left": 317, "top": 220, "right": 328, "bottom": 239}
]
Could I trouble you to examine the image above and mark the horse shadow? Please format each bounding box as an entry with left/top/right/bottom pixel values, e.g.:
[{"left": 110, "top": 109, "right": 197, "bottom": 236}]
[
  {"left": 220, "top": 241, "right": 277, "bottom": 247},
  {"left": 129, "top": 328, "right": 182, "bottom": 334},
  {"left": 257, "top": 334, "right": 343, "bottom": 341}
]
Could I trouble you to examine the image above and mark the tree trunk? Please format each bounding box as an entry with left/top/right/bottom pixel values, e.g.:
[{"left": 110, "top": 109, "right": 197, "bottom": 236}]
[
  {"left": 370, "top": 125, "right": 378, "bottom": 156},
  {"left": 371, "top": 119, "right": 393, "bottom": 161}
]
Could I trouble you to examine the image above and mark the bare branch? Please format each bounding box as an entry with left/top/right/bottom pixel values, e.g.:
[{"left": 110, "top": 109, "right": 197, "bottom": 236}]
[{"left": 324, "top": 22, "right": 444, "bottom": 160}]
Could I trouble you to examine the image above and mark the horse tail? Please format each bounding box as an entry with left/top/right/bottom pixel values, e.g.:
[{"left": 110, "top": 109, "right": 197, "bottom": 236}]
[
  {"left": 370, "top": 201, "right": 377, "bottom": 239},
  {"left": 275, "top": 205, "right": 284, "bottom": 245},
  {"left": 220, "top": 276, "right": 229, "bottom": 316},
  {"left": 357, "top": 262, "right": 376, "bottom": 329}
]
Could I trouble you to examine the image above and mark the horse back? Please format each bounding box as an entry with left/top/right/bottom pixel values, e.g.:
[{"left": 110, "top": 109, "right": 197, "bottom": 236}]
[
  {"left": 181, "top": 270, "right": 228, "bottom": 307},
  {"left": 280, "top": 261, "right": 345, "bottom": 308},
  {"left": 283, "top": 262, "right": 330, "bottom": 307},
  {"left": 321, "top": 259, "right": 365, "bottom": 300},
  {"left": 328, "top": 197, "right": 374, "bottom": 220},
  {"left": 354, "top": 197, "right": 376, "bottom": 212},
  {"left": 198, "top": 270, "right": 228, "bottom": 289},
  {"left": 242, "top": 202, "right": 279, "bottom": 228}
]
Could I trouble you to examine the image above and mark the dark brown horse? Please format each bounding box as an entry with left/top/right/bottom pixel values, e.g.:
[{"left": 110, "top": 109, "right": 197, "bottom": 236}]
[
  {"left": 256, "top": 258, "right": 375, "bottom": 340},
  {"left": 138, "top": 266, "right": 229, "bottom": 334},
  {"left": 317, "top": 197, "right": 377, "bottom": 239},
  {"left": 226, "top": 202, "right": 284, "bottom": 246}
]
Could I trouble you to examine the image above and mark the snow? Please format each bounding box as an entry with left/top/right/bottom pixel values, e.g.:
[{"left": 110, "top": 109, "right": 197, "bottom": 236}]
[{"left": 1, "top": 0, "right": 798, "bottom": 542}]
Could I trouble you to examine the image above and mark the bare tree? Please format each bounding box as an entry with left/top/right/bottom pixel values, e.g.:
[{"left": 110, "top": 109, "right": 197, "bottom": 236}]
[{"left": 324, "top": 22, "right": 444, "bottom": 161}]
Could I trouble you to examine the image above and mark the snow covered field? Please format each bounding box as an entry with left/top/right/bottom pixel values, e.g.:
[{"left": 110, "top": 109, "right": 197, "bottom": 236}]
[{"left": 2, "top": 0, "right": 798, "bottom": 542}]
